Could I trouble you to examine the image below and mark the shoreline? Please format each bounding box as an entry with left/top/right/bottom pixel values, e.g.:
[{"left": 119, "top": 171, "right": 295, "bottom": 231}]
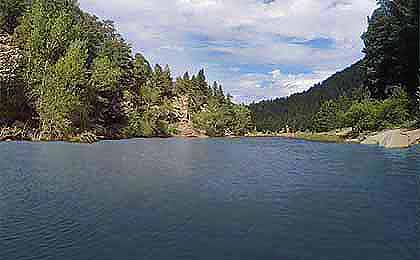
[{"left": 1, "top": 127, "right": 419, "bottom": 148}]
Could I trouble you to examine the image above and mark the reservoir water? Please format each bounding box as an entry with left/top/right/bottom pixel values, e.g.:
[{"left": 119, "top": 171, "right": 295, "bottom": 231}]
[{"left": 0, "top": 138, "right": 418, "bottom": 260}]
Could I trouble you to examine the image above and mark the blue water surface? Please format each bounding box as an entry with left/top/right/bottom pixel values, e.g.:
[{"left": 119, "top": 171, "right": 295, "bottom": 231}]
[{"left": 0, "top": 138, "right": 418, "bottom": 260}]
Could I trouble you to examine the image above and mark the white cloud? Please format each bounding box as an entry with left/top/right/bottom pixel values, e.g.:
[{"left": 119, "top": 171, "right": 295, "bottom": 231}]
[
  {"left": 228, "top": 69, "right": 335, "bottom": 104},
  {"left": 79, "top": 0, "right": 377, "bottom": 103}
]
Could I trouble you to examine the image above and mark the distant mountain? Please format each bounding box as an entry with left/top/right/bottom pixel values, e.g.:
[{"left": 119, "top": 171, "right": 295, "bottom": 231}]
[{"left": 249, "top": 60, "right": 364, "bottom": 131}]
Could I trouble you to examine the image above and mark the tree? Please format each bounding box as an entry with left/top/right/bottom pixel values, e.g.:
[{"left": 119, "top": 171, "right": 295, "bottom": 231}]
[
  {"left": 312, "top": 100, "right": 342, "bottom": 132},
  {"left": 0, "top": 0, "right": 30, "bottom": 33},
  {"left": 191, "top": 69, "right": 210, "bottom": 110},
  {"left": 193, "top": 98, "right": 227, "bottom": 137},
  {"left": 161, "top": 64, "right": 174, "bottom": 99},
  {"left": 132, "top": 53, "right": 152, "bottom": 88},
  {"left": 250, "top": 61, "right": 364, "bottom": 132},
  {"left": 227, "top": 104, "right": 252, "bottom": 136},
  {"left": 90, "top": 55, "right": 122, "bottom": 125},
  {"left": 343, "top": 100, "right": 380, "bottom": 133},
  {"left": 16, "top": 0, "right": 82, "bottom": 105},
  {"left": 362, "top": 0, "right": 419, "bottom": 101},
  {"left": 1, "top": 0, "right": 254, "bottom": 139},
  {"left": 175, "top": 72, "right": 192, "bottom": 95},
  {"left": 36, "top": 40, "right": 88, "bottom": 138}
]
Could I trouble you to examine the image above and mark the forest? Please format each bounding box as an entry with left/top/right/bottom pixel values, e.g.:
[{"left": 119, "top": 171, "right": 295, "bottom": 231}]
[
  {"left": 250, "top": 0, "right": 419, "bottom": 134},
  {"left": 1, "top": 0, "right": 419, "bottom": 142},
  {"left": 0, "top": 0, "right": 252, "bottom": 141}
]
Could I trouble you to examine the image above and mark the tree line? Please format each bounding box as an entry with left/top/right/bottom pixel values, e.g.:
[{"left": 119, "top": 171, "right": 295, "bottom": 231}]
[
  {"left": 250, "top": 0, "right": 419, "bottom": 134},
  {"left": 0, "top": 0, "right": 252, "bottom": 140}
]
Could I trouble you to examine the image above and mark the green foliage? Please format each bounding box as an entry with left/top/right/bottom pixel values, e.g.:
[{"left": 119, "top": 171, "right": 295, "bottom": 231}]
[
  {"left": 193, "top": 98, "right": 252, "bottom": 137},
  {"left": 312, "top": 101, "right": 343, "bottom": 132},
  {"left": 311, "top": 96, "right": 353, "bottom": 132},
  {"left": 193, "top": 98, "right": 227, "bottom": 137},
  {"left": 1, "top": 0, "right": 253, "bottom": 139},
  {"left": 362, "top": 0, "right": 418, "bottom": 100},
  {"left": 174, "top": 72, "right": 192, "bottom": 96},
  {"left": 90, "top": 55, "right": 122, "bottom": 124},
  {"left": 310, "top": 88, "right": 411, "bottom": 134},
  {"left": 0, "top": 0, "right": 29, "bottom": 33},
  {"left": 250, "top": 61, "right": 365, "bottom": 132},
  {"left": 227, "top": 104, "right": 252, "bottom": 136},
  {"left": 343, "top": 100, "right": 381, "bottom": 133},
  {"left": 343, "top": 89, "right": 410, "bottom": 133},
  {"left": 251, "top": 0, "right": 418, "bottom": 133},
  {"left": 15, "top": 0, "right": 82, "bottom": 108},
  {"left": 36, "top": 40, "right": 88, "bottom": 138},
  {"left": 124, "top": 111, "right": 154, "bottom": 138},
  {"left": 132, "top": 53, "right": 152, "bottom": 87}
]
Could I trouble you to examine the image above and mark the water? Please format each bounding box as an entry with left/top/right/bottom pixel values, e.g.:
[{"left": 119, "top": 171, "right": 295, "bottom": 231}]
[{"left": 0, "top": 138, "right": 418, "bottom": 260}]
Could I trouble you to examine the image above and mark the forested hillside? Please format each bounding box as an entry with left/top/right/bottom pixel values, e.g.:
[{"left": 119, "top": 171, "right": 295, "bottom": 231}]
[
  {"left": 0, "top": 0, "right": 252, "bottom": 141},
  {"left": 251, "top": 0, "right": 419, "bottom": 133},
  {"left": 250, "top": 61, "right": 365, "bottom": 131}
]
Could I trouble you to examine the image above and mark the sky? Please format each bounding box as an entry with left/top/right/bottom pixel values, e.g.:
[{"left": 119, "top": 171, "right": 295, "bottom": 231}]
[{"left": 79, "top": 0, "right": 378, "bottom": 104}]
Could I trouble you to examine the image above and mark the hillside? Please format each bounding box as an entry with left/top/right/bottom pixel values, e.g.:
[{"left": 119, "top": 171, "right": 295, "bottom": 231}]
[
  {"left": 0, "top": 0, "right": 252, "bottom": 141},
  {"left": 249, "top": 60, "right": 364, "bottom": 132}
]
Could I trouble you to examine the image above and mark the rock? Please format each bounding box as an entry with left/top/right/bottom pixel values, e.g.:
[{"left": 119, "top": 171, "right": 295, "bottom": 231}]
[
  {"left": 361, "top": 129, "right": 420, "bottom": 149},
  {"left": 0, "top": 32, "right": 22, "bottom": 83},
  {"left": 79, "top": 132, "right": 98, "bottom": 144},
  {"left": 361, "top": 132, "right": 383, "bottom": 145},
  {"left": 0, "top": 127, "right": 23, "bottom": 141},
  {"left": 402, "top": 129, "right": 420, "bottom": 145},
  {"left": 381, "top": 129, "right": 409, "bottom": 149},
  {"left": 335, "top": 127, "right": 353, "bottom": 137}
]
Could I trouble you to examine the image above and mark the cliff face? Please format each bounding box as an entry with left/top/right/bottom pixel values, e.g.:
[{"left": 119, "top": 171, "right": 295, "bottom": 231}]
[
  {"left": 0, "top": 32, "right": 21, "bottom": 83},
  {"left": 172, "top": 95, "right": 206, "bottom": 137},
  {"left": 0, "top": 31, "right": 27, "bottom": 125}
]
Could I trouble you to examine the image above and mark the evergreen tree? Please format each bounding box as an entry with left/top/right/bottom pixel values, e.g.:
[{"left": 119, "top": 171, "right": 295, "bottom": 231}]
[
  {"left": 362, "top": 0, "right": 419, "bottom": 100},
  {"left": 0, "top": 0, "right": 254, "bottom": 139},
  {"left": 174, "top": 72, "right": 192, "bottom": 95},
  {"left": 161, "top": 64, "right": 174, "bottom": 99},
  {"left": 132, "top": 53, "right": 152, "bottom": 88},
  {"left": 211, "top": 81, "right": 218, "bottom": 97}
]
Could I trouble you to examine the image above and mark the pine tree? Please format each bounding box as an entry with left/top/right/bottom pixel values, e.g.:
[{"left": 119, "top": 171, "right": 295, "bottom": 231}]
[
  {"left": 161, "top": 64, "right": 173, "bottom": 99},
  {"left": 212, "top": 81, "right": 218, "bottom": 97},
  {"left": 132, "top": 53, "right": 152, "bottom": 88},
  {"left": 362, "top": 0, "right": 419, "bottom": 101}
]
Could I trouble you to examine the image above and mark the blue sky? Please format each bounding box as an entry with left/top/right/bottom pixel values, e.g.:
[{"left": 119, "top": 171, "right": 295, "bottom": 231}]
[{"left": 79, "top": 0, "right": 377, "bottom": 104}]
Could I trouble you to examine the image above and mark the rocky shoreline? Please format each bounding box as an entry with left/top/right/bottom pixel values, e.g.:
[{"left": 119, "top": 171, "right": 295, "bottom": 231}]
[
  {"left": 279, "top": 128, "right": 420, "bottom": 149},
  {"left": 2, "top": 125, "right": 420, "bottom": 148}
]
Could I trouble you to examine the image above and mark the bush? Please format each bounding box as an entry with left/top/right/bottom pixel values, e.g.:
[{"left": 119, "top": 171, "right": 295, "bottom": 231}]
[
  {"left": 376, "top": 89, "right": 410, "bottom": 129},
  {"left": 124, "top": 112, "right": 154, "bottom": 137},
  {"left": 343, "top": 100, "right": 380, "bottom": 133},
  {"left": 343, "top": 89, "right": 410, "bottom": 133}
]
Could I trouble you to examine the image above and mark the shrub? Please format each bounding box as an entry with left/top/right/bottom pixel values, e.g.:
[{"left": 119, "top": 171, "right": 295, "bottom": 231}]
[{"left": 343, "top": 89, "right": 410, "bottom": 133}]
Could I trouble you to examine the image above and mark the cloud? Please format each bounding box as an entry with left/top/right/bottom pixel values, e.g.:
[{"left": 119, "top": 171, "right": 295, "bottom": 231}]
[
  {"left": 228, "top": 69, "right": 335, "bottom": 104},
  {"left": 79, "top": 0, "right": 377, "bottom": 103}
]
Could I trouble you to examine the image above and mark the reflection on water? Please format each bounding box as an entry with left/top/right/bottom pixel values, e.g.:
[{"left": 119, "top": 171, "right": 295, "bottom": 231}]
[{"left": 0, "top": 138, "right": 418, "bottom": 260}]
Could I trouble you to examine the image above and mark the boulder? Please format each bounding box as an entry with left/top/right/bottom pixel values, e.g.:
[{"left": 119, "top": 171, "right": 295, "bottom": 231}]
[
  {"left": 335, "top": 127, "right": 353, "bottom": 137},
  {"left": 402, "top": 129, "right": 420, "bottom": 145},
  {"left": 361, "top": 131, "right": 385, "bottom": 145},
  {"left": 361, "top": 129, "right": 420, "bottom": 148},
  {"left": 381, "top": 129, "right": 409, "bottom": 149}
]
